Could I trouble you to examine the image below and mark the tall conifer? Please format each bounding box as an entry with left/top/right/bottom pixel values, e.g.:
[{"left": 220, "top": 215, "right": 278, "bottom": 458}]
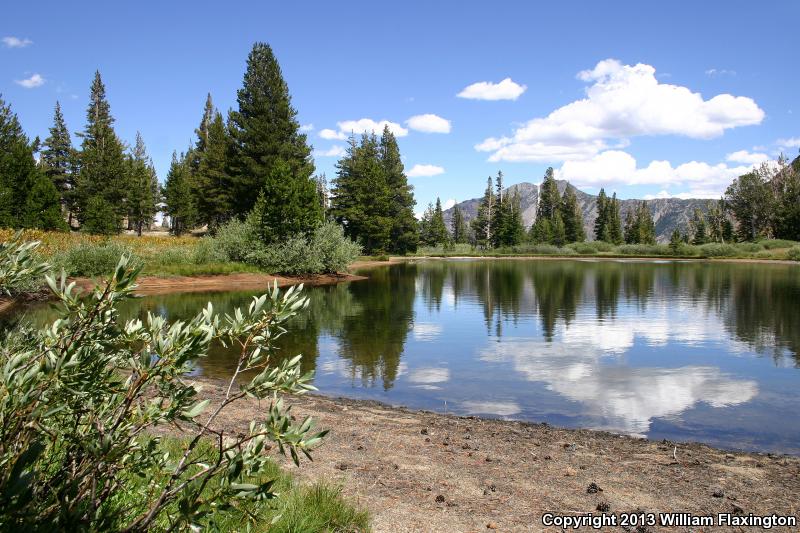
[
  {"left": 228, "top": 42, "right": 318, "bottom": 228},
  {"left": 76, "top": 71, "right": 128, "bottom": 233}
]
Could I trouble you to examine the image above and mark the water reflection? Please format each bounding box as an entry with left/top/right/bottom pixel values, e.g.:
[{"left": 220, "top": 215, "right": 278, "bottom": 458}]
[{"left": 5, "top": 259, "right": 800, "bottom": 452}]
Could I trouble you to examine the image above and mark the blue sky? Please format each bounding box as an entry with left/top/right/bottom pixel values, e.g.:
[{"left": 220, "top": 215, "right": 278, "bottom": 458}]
[{"left": 3, "top": 1, "right": 799, "bottom": 212}]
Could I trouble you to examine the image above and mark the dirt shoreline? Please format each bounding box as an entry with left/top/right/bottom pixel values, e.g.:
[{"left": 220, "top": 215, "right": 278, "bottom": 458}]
[{"left": 188, "top": 376, "right": 799, "bottom": 532}]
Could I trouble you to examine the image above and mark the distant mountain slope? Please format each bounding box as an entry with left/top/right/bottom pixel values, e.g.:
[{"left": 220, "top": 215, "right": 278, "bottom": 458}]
[{"left": 443, "top": 180, "right": 709, "bottom": 243}]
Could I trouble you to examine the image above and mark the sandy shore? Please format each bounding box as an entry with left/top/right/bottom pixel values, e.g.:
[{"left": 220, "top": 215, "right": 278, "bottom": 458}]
[{"left": 187, "top": 377, "right": 800, "bottom": 533}]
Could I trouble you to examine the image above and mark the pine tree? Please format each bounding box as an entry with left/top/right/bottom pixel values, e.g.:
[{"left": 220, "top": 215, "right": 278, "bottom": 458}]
[
  {"left": 75, "top": 71, "right": 128, "bottom": 233},
  {"left": 506, "top": 190, "right": 525, "bottom": 246},
  {"left": 193, "top": 106, "right": 234, "bottom": 231},
  {"left": 551, "top": 211, "right": 566, "bottom": 246},
  {"left": 636, "top": 201, "right": 656, "bottom": 244},
  {"left": 0, "top": 95, "right": 65, "bottom": 230},
  {"left": 536, "top": 167, "right": 560, "bottom": 221},
  {"left": 606, "top": 193, "right": 624, "bottom": 244},
  {"left": 491, "top": 171, "right": 508, "bottom": 247},
  {"left": 725, "top": 167, "right": 774, "bottom": 241},
  {"left": 164, "top": 152, "right": 198, "bottom": 236},
  {"left": 560, "top": 186, "right": 585, "bottom": 243},
  {"left": 594, "top": 188, "right": 608, "bottom": 241},
  {"left": 529, "top": 217, "right": 552, "bottom": 244},
  {"left": 429, "top": 197, "right": 450, "bottom": 247},
  {"left": 669, "top": 229, "right": 682, "bottom": 253},
  {"left": 228, "top": 42, "right": 317, "bottom": 222},
  {"left": 624, "top": 209, "right": 637, "bottom": 244},
  {"left": 125, "top": 133, "right": 159, "bottom": 236},
  {"left": 330, "top": 134, "right": 392, "bottom": 253},
  {"left": 451, "top": 203, "right": 469, "bottom": 244},
  {"left": 249, "top": 158, "right": 322, "bottom": 243},
  {"left": 41, "top": 101, "right": 76, "bottom": 224},
  {"left": 772, "top": 155, "right": 800, "bottom": 241},
  {"left": 470, "top": 177, "right": 494, "bottom": 247},
  {"left": 379, "top": 125, "right": 418, "bottom": 254},
  {"left": 418, "top": 202, "right": 435, "bottom": 246},
  {"left": 691, "top": 208, "right": 708, "bottom": 244}
]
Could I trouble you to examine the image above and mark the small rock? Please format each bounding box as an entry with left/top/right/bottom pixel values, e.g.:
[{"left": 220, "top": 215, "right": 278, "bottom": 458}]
[
  {"left": 725, "top": 453, "right": 735, "bottom": 461},
  {"left": 486, "top": 523, "right": 497, "bottom": 530},
  {"left": 356, "top": 445, "right": 365, "bottom": 451},
  {"left": 462, "top": 443, "right": 471, "bottom": 450},
  {"left": 335, "top": 463, "right": 348, "bottom": 471},
  {"left": 485, "top": 456, "right": 493, "bottom": 462},
  {"left": 596, "top": 502, "right": 610, "bottom": 512},
  {"left": 711, "top": 487, "right": 724, "bottom": 498},
  {"left": 587, "top": 482, "right": 602, "bottom": 494},
  {"left": 425, "top": 437, "right": 431, "bottom": 443},
  {"left": 435, "top": 494, "right": 445, "bottom": 503},
  {"left": 420, "top": 428, "right": 428, "bottom": 435},
  {"left": 564, "top": 467, "right": 577, "bottom": 477},
  {"left": 544, "top": 455, "right": 552, "bottom": 460}
]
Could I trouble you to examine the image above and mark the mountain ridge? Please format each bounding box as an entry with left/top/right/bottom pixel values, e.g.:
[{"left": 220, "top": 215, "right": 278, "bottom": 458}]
[{"left": 442, "top": 180, "right": 710, "bottom": 243}]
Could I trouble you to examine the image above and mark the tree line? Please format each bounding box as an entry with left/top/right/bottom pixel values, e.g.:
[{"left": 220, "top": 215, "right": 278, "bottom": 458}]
[{"left": 1, "top": 41, "right": 799, "bottom": 252}]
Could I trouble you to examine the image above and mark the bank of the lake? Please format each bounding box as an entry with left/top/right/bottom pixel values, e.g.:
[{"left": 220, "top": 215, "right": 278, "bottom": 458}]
[{"left": 188, "top": 376, "right": 800, "bottom": 533}]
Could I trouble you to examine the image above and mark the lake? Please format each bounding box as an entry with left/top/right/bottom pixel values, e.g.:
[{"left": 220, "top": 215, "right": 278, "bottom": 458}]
[{"left": 10, "top": 259, "right": 800, "bottom": 454}]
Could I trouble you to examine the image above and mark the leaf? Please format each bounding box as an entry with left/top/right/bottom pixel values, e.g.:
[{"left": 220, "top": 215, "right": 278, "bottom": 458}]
[{"left": 181, "top": 399, "right": 211, "bottom": 419}]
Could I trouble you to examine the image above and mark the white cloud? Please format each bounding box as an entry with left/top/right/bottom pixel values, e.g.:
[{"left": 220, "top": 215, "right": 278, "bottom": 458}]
[
  {"left": 412, "top": 323, "right": 443, "bottom": 341},
  {"left": 320, "top": 119, "right": 408, "bottom": 139},
  {"left": 555, "top": 150, "right": 755, "bottom": 198},
  {"left": 705, "top": 68, "right": 736, "bottom": 77},
  {"left": 14, "top": 73, "right": 45, "bottom": 88},
  {"left": 300, "top": 123, "right": 314, "bottom": 132},
  {"left": 319, "top": 128, "right": 347, "bottom": 140},
  {"left": 726, "top": 150, "right": 769, "bottom": 165},
  {"left": 408, "top": 367, "right": 450, "bottom": 384},
  {"left": 338, "top": 118, "right": 408, "bottom": 137},
  {"left": 460, "top": 401, "right": 521, "bottom": 417},
  {"left": 2, "top": 36, "right": 32, "bottom": 48},
  {"left": 474, "top": 136, "right": 511, "bottom": 152},
  {"left": 406, "top": 113, "right": 451, "bottom": 133},
  {"left": 442, "top": 198, "right": 456, "bottom": 210},
  {"left": 407, "top": 164, "right": 445, "bottom": 177},
  {"left": 478, "top": 59, "right": 764, "bottom": 163},
  {"left": 457, "top": 77, "right": 527, "bottom": 101},
  {"left": 777, "top": 137, "right": 800, "bottom": 149},
  {"left": 314, "top": 145, "right": 346, "bottom": 158}
]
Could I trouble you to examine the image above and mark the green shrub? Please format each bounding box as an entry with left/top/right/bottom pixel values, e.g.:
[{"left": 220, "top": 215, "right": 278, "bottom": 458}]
[
  {"left": 567, "top": 242, "right": 600, "bottom": 255},
  {"left": 512, "top": 244, "right": 575, "bottom": 255},
  {"left": 698, "top": 243, "right": 738, "bottom": 257},
  {"left": 0, "top": 254, "right": 328, "bottom": 530},
  {"left": 734, "top": 242, "right": 764, "bottom": 253},
  {"left": 616, "top": 244, "right": 670, "bottom": 256},
  {"left": 759, "top": 239, "right": 798, "bottom": 250},
  {"left": 192, "top": 236, "right": 229, "bottom": 264},
  {"left": 308, "top": 222, "right": 363, "bottom": 273},
  {"left": 787, "top": 246, "right": 800, "bottom": 261},
  {"left": 0, "top": 234, "right": 50, "bottom": 296},
  {"left": 51, "top": 241, "right": 142, "bottom": 277},
  {"left": 212, "top": 218, "right": 257, "bottom": 263},
  {"left": 591, "top": 240, "right": 616, "bottom": 252}
]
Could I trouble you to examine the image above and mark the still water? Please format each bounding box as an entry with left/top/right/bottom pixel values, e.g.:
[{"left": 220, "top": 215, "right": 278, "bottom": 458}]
[{"left": 12, "top": 259, "right": 800, "bottom": 454}]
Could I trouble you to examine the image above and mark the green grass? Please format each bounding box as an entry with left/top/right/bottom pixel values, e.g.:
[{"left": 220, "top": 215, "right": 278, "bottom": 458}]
[
  {"left": 116, "top": 437, "right": 370, "bottom": 532},
  {"left": 414, "top": 239, "right": 800, "bottom": 261}
]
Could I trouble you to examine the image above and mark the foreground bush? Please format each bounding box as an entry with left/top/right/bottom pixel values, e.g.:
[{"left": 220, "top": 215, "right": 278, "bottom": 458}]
[
  {"left": 0, "top": 241, "right": 330, "bottom": 530},
  {"left": 788, "top": 246, "right": 800, "bottom": 261}
]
